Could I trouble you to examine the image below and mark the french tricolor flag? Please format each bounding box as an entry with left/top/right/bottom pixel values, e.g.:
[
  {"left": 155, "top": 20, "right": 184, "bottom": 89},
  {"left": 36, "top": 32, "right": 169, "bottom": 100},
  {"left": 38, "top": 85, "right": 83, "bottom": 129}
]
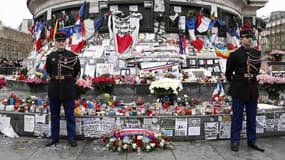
[
  {"left": 71, "top": 24, "right": 85, "bottom": 53},
  {"left": 34, "top": 21, "right": 44, "bottom": 52}
]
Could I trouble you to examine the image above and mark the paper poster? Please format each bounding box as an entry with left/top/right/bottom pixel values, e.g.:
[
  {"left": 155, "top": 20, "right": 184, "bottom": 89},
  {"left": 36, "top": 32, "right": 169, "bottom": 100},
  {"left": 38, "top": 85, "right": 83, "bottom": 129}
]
[
  {"left": 256, "top": 115, "right": 266, "bottom": 133},
  {"left": 59, "top": 120, "right": 67, "bottom": 136},
  {"left": 81, "top": 117, "right": 100, "bottom": 137},
  {"left": 129, "top": 5, "right": 138, "bottom": 11},
  {"left": 265, "top": 119, "right": 277, "bottom": 132},
  {"left": 175, "top": 118, "right": 187, "bottom": 136},
  {"left": 0, "top": 115, "right": 11, "bottom": 131},
  {"left": 76, "top": 118, "right": 82, "bottom": 135},
  {"left": 154, "top": 0, "right": 165, "bottom": 12},
  {"left": 35, "top": 114, "right": 46, "bottom": 123},
  {"left": 114, "top": 117, "right": 124, "bottom": 129},
  {"left": 100, "top": 117, "right": 115, "bottom": 134},
  {"left": 85, "top": 64, "right": 96, "bottom": 77},
  {"left": 34, "top": 123, "right": 50, "bottom": 137},
  {"left": 188, "top": 118, "right": 201, "bottom": 136},
  {"left": 219, "top": 122, "right": 231, "bottom": 139},
  {"left": 123, "top": 118, "right": 141, "bottom": 129},
  {"left": 278, "top": 113, "right": 285, "bottom": 131},
  {"left": 24, "top": 115, "right": 35, "bottom": 132},
  {"left": 143, "top": 118, "right": 160, "bottom": 131},
  {"left": 204, "top": 122, "right": 219, "bottom": 140},
  {"left": 95, "top": 63, "right": 114, "bottom": 77}
]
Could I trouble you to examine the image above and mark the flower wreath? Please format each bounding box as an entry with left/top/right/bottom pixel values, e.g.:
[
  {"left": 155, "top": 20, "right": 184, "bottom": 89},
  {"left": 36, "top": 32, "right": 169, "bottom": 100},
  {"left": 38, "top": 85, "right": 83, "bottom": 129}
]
[{"left": 102, "top": 128, "right": 173, "bottom": 152}]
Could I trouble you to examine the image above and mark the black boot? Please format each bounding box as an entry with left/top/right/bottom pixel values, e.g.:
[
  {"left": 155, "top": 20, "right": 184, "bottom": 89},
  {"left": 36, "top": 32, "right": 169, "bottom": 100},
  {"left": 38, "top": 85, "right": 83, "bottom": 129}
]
[
  {"left": 231, "top": 143, "right": 239, "bottom": 152},
  {"left": 248, "top": 143, "right": 265, "bottom": 152},
  {"left": 45, "top": 139, "right": 59, "bottom": 147},
  {"left": 69, "top": 140, "right": 77, "bottom": 147}
]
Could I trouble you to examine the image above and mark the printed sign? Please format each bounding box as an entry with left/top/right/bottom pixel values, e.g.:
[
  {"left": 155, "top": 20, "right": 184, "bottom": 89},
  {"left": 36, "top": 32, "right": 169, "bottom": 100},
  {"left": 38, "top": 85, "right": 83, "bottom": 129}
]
[
  {"left": 188, "top": 118, "right": 201, "bottom": 136},
  {"left": 256, "top": 115, "right": 266, "bottom": 133},
  {"left": 204, "top": 122, "right": 219, "bottom": 140},
  {"left": 95, "top": 63, "right": 114, "bottom": 76},
  {"left": 175, "top": 118, "right": 187, "bottom": 136},
  {"left": 81, "top": 117, "right": 115, "bottom": 138},
  {"left": 24, "top": 115, "right": 35, "bottom": 132},
  {"left": 219, "top": 122, "right": 231, "bottom": 139}
]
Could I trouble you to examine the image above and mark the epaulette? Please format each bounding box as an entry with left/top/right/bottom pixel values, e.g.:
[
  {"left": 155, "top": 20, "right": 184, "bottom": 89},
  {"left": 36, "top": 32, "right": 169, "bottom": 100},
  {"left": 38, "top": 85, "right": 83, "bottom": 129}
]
[{"left": 70, "top": 50, "right": 79, "bottom": 56}]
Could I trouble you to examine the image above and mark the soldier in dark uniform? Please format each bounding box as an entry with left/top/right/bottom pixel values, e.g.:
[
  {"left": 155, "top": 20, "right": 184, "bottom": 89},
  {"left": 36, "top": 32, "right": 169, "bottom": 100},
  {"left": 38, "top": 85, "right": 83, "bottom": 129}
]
[
  {"left": 45, "top": 32, "right": 81, "bottom": 147},
  {"left": 226, "top": 23, "right": 264, "bottom": 152}
]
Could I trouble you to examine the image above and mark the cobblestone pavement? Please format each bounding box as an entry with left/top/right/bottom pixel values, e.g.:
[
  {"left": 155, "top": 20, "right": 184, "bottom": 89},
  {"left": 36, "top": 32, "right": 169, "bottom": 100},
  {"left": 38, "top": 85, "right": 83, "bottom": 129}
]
[{"left": 0, "top": 136, "right": 285, "bottom": 160}]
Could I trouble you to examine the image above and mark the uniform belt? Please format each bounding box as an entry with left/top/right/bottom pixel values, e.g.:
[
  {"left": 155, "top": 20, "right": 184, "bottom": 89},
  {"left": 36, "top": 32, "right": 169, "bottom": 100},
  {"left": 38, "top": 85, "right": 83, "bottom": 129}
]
[
  {"left": 244, "top": 73, "right": 256, "bottom": 78},
  {"left": 51, "top": 75, "right": 73, "bottom": 80}
]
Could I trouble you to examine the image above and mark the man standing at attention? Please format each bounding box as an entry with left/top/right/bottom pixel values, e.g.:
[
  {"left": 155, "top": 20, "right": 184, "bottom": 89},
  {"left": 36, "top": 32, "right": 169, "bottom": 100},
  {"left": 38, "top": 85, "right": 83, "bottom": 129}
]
[
  {"left": 45, "top": 32, "right": 81, "bottom": 147},
  {"left": 225, "top": 22, "right": 265, "bottom": 152}
]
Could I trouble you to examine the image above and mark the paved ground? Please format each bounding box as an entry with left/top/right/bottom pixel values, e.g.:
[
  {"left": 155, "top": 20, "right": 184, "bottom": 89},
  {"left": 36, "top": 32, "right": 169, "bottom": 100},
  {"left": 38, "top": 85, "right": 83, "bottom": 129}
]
[{"left": 0, "top": 136, "right": 285, "bottom": 160}]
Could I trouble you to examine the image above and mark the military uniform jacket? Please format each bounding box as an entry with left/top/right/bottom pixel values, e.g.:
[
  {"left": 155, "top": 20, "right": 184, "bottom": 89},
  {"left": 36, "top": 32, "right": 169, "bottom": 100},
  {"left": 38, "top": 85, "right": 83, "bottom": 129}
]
[
  {"left": 46, "top": 49, "right": 81, "bottom": 100},
  {"left": 225, "top": 46, "right": 261, "bottom": 101}
]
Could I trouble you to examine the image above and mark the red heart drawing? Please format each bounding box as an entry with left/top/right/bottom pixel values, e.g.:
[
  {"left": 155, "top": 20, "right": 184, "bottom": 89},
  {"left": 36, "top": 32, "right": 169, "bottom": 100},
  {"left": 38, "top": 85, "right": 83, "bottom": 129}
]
[{"left": 116, "top": 34, "right": 133, "bottom": 54}]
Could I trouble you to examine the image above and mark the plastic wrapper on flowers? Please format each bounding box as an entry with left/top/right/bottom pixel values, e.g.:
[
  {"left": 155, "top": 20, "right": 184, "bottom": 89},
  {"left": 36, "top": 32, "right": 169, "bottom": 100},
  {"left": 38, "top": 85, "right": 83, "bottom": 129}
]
[
  {"left": 92, "top": 74, "right": 115, "bottom": 94},
  {"left": 149, "top": 78, "right": 183, "bottom": 104},
  {"left": 76, "top": 79, "right": 93, "bottom": 99},
  {"left": 102, "top": 128, "right": 173, "bottom": 153},
  {"left": 24, "top": 77, "right": 47, "bottom": 92},
  {"left": 257, "top": 74, "right": 285, "bottom": 100}
]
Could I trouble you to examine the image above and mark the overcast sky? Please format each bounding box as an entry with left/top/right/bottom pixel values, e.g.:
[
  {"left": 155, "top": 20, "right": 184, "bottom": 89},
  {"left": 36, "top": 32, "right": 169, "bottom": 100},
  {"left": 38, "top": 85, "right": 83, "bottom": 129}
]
[{"left": 0, "top": 0, "right": 283, "bottom": 29}]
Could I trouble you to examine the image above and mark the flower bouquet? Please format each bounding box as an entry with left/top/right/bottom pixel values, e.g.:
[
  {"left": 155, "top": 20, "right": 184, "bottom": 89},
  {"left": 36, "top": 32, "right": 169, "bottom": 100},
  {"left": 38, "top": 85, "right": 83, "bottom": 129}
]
[
  {"left": 92, "top": 74, "right": 115, "bottom": 94},
  {"left": 269, "top": 50, "right": 285, "bottom": 61},
  {"left": 149, "top": 78, "right": 183, "bottom": 105},
  {"left": 76, "top": 79, "right": 93, "bottom": 99},
  {"left": 257, "top": 74, "right": 285, "bottom": 100},
  {"left": 102, "top": 128, "right": 173, "bottom": 153},
  {"left": 24, "top": 76, "right": 47, "bottom": 92}
]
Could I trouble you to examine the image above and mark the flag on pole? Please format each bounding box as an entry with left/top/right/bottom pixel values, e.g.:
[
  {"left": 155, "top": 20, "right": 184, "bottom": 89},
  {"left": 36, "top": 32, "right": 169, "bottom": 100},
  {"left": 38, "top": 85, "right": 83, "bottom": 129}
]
[
  {"left": 34, "top": 21, "right": 44, "bottom": 52},
  {"left": 211, "top": 81, "right": 225, "bottom": 101},
  {"left": 53, "top": 20, "right": 58, "bottom": 41},
  {"left": 70, "top": 24, "right": 86, "bottom": 53}
]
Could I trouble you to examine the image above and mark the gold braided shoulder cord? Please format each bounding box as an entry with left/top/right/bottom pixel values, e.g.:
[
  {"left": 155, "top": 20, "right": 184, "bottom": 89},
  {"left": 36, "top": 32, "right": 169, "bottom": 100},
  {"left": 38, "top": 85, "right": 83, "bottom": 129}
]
[
  {"left": 58, "top": 55, "right": 78, "bottom": 70},
  {"left": 246, "top": 51, "right": 261, "bottom": 73}
]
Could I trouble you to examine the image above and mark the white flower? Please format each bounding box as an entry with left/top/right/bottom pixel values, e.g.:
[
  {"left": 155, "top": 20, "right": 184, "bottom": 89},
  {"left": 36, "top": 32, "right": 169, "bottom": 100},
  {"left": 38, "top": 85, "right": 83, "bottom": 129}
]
[
  {"left": 150, "top": 143, "right": 156, "bottom": 148},
  {"left": 132, "top": 143, "right": 137, "bottom": 149},
  {"left": 123, "top": 144, "right": 128, "bottom": 149},
  {"left": 159, "top": 142, "right": 165, "bottom": 148},
  {"left": 149, "top": 78, "right": 183, "bottom": 95},
  {"left": 145, "top": 144, "right": 151, "bottom": 151}
]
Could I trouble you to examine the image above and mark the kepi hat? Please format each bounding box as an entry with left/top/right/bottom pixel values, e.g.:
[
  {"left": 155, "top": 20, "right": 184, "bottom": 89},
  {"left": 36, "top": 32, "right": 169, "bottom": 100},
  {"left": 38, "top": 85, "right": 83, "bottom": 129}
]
[
  {"left": 55, "top": 32, "right": 66, "bottom": 40},
  {"left": 240, "top": 22, "right": 253, "bottom": 38}
]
